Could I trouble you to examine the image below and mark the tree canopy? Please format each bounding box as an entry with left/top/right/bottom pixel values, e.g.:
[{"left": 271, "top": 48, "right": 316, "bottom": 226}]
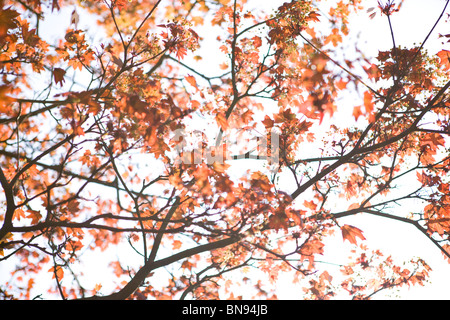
[{"left": 1, "top": 0, "right": 450, "bottom": 300}]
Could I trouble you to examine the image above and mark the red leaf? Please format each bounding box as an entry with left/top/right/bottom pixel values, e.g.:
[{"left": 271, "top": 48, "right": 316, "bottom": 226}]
[
  {"left": 307, "top": 11, "right": 321, "bottom": 23},
  {"left": 262, "top": 115, "right": 274, "bottom": 128},
  {"left": 176, "top": 46, "right": 188, "bottom": 60},
  {"left": 53, "top": 68, "right": 66, "bottom": 87},
  {"left": 341, "top": 224, "right": 366, "bottom": 245}
]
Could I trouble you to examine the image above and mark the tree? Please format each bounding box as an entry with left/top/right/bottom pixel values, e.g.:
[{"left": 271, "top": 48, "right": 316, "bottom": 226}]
[{"left": 0, "top": 0, "right": 449, "bottom": 300}]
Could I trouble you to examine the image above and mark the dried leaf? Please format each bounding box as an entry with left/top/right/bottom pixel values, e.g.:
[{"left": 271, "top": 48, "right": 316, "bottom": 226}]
[
  {"left": 53, "top": 68, "right": 66, "bottom": 87},
  {"left": 341, "top": 224, "right": 366, "bottom": 245}
]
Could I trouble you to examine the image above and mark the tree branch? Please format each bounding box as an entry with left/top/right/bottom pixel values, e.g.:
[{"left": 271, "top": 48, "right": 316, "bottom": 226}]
[{"left": 80, "top": 235, "right": 242, "bottom": 300}]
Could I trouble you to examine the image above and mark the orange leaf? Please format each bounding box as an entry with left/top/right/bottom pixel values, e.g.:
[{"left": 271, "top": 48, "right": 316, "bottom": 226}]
[
  {"left": 172, "top": 240, "right": 182, "bottom": 250},
  {"left": 13, "top": 208, "right": 26, "bottom": 221},
  {"left": 216, "top": 112, "right": 228, "bottom": 130},
  {"left": 49, "top": 266, "right": 64, "bottom": 279},
  {"left": 352, "top": 106, "right": 363, "bottom": 121},
  {"left": 219, "top": 62, "right": 228, "bottom": 70},
  {"left": 185, "top": 75, "right": 198, "bottom": 89},
  {"left": 252, "top": 35, "right": 262, "bottom": 48},
  {"left": 27, "top": 209, "right": 42, "bottom": 224},
  {"left": 347, "top": 203, "right": 360, "bottom": 210},
  {"left": 341, "top": 224, "right": 366, "bottom": 245},
  {"left": 335, "top": 79, "right": 347, "bottom": 90},
  {"left": 437, "top": 50, "right": 450, "bottom": 70},
  {"left": 190, "top": 99, "right": 200, "bottom": 108},
  {"left": 363, "top": 91, "right": 374, "bottom": 114}
]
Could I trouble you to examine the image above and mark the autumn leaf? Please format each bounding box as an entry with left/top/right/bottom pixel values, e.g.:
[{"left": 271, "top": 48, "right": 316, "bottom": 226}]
[
  {"left": 341, "top": 224, "right": 366, "bottom": 245},
  {"left": 51, "top": 0, "right": 60, "bottom": 11},
  {"left": 176, "top": 46, "right": 188, "bottom": 60},
  {"left": 335, "top": 79, "right": 347, "bottom": 90},
  {"left": 363, "top": 91, "right": 374, "bottom": 114},
  {"left": 262, "top": 115, "right": 274, "bottom": 128},
  {"left": 437, "top": 50, "right": 450, "bottom": 70},
  {"left": 268, "top": 212, "right": 289, "bottom": 230},
  {"left": 172, "top": 240, "right": 183, "bottom": 250},
  {"left": 216, "top": 112, "right": 228, "bottom": 130},
  {"left": 27, "top": 209, "right": 42, "bottom": 224},
  {"left": 53, "top": 68, "right": 66, "bottom": 87},
  {"left": 49, "top": 266, "right": 64, "bottom": 280},
  {"left": 307, "top": 11, "right": 321, "bottom": 23},
  {"left": 185, "top": 75, "right": 198, "bottom": 89},
  {"left": 252, "top": 35, "right": 262, "bottom": 48},
  {"left": 0, "top": 6, "right": 19, "bottom": 38},
  {"left": 67, "top": 200, "right": 80, "bottom": 214},
  {"left": 347, "top": 203, "right": 360, "bottom": 210},
  {"left": 13, "top": 208, "right": 26, "bottom": 221},
  {"left": 352, "top": 106, "right": 363, "bottom": 121}
]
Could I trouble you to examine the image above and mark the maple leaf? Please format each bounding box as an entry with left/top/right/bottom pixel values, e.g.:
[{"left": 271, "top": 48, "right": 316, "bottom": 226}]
[
  {"left": 341, "top": 224, "right": 366, "bottom": 245},
  {"left": 176, "top": 46, "right": 188, "bottom": 60},
  {"left": 67, "top": 200, "right": 80, "bottom": 214},
  {"left": 53, "top": 68, "right": 66, "bottom": 87},
  {"left": 0, "top": 6, "right": 19, "bottom": 38},
  {"left": 252, "top": 35, "right": 262, "bottom": 48},
  {"left": 27, "top": 210, "right": 42, "bottom": 224},
  {"left": 307, "top": 11, "right": 321, "bottom": 23},
  {"left": 335, "top": 79, "right": 347, "bottom": 90},
  {"left": 262, "top": 115, "right": 274, "bottom": 128},
  {"left": 13, "top": 208, "right": 26, "bottom": 221}
]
